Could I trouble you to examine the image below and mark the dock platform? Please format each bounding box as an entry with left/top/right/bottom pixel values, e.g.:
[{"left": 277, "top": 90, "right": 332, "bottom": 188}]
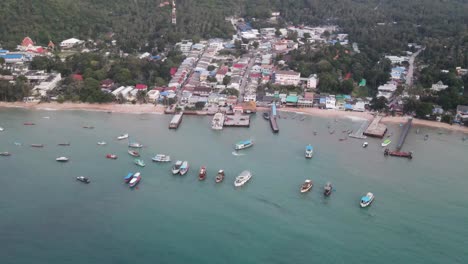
[
  {"left": 224, "top": 113, "right": 250, "bottom": 127},
  {"left": 269, "top": 104, "right": 279, "bottom": 133},
  {"left": 363, "top": 116, "right": 387, "bottom": 138},
  {"left": 169, "top": 112, "right": 183, "bottom": 129}
]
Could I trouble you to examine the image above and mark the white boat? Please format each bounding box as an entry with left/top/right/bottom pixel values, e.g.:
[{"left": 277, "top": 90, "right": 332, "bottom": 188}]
[
  {"left": 117, "top": 134, "right": 129, "bottom": 140},
  {"left": 235, "top": 139, "right": 253, "bottom": 150},
  {"left": 0, "top": 127, "right": 4, "bottom": 131},
  {"left": 179, "top": 161, "right": 189, "bottom": 175},
  {"left": 362, "top": 142, "right": 368, "bottom": 148},
  {"left": 172, "top": 160, "right": 183, "bottom": 174},
  {"left": 211, "top": 113, "right": 224, "bottom": 130},
  {"left": 300, "top": 180, "right": 313, "bottom": 193},
  {"left": 234, "top": 170, "right": 252, "bottom": 187},
  {"left": 152, "top": 154, "right": 171, "bottom": 162},
  {"left": 128, "top": 142, "right": 143, "bottom": 148},
  {"left": 381, "top": 139, "right": 391, "bottom": 147},
  {"left": 360, "top": 192, "right": 375, "bottom": 208},
  {"left": 305, "top": 145, "right": 313, "bottom": 158},
  {"left": 97, "top": 141, "right": 107, "bottom": 146},
  {"left": 56, "top": 157, "right": 69, "bottom": 162}
]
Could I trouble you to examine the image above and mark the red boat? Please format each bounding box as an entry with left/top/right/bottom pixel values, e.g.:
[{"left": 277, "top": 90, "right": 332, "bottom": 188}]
[
  {"left": 384, "top": 148, "right": 413, "bottom": 159},
  {"left": 128, "top": 150, "right": 140, "bottom": 157},
  {"left": 106, "top": 154, "right": 118, "bottom": 159},
  {"left": 198, "top": 166, "right": 207, "bottom": 181},
  {"left": 24, "top": 122, "right": 35, "bottom": 125}
]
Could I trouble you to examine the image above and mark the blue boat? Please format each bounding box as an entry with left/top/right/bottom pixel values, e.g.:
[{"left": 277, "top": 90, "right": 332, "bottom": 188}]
[
  {"left": 235, "top": 139, "right": 254, "bottom": 150},
  {"left": 305, "top": 145, "right": 314, "bottom": 158},
  {"left": 360, "top": 192, "right": 375, "bottom": 208},
  {"left": 124, "top": 172, "right": 134, "bottom": 183}
]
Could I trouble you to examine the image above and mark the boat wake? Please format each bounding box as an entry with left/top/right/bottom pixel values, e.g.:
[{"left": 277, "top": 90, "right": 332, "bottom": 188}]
[
  {"left": 42, "top": 116, "right": 50, "bottom": 119},
  {"left": 232, "top": 151, "right": 246, "bottom": 156}
]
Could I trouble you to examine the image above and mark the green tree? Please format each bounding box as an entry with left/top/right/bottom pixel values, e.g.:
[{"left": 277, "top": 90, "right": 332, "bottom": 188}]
[
  {"left": 415, "top": 102, "right": 433, "bottom": 118},
  {"left": 223, "top": 76, "right": 231, "bottom": 85},
  {"left": 370, "top": 96, "right": 388, "bottom": 111},
  {"left": 340, "top": 79, "right": 354, "bottom": 94}
]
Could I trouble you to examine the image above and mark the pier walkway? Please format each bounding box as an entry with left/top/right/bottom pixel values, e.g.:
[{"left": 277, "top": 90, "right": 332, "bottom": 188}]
[
  {"left": 349, "top": 120, "right": 369, "bottom": 139},
  {"left": 396, "top": 117, "right": 413, "bottom": 151},
  {"left": 364, "top": 116, "right": 387, "bottom": 138}
]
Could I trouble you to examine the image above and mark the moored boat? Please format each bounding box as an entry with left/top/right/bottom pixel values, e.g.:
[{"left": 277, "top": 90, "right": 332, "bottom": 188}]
[
  {"left": 106, "top": 154, "right": 118, "bottom": 159},
  {"left": 58, "top": 143, "right": 71, "bottom": 146},
  {"left": 305, "top": 145, "right": 313, "bottom": 158},
  {"left": 82, "top": 125, "right": 94, "bottom": 129},
  {"left": 30, "top": 144, "right": 44, "bottom": 148},
  {"left": 300, "top": 180, "right": 313, "bottom": 193},
  {"left": 215, "top": 170, "right": 225, "bottom": 183},
  {"left": 24, "top": 122, "right": 35, "bottom": 125},
  {"left": 362, "top": 142, "right": 368, "bottom": 148},
  {"left": 234, "top": 170, "right": 252, "bottom": 187},
  {"left": 381, "top": 139, "right": 391, "bottom": 147},
  {"left": 263, "top": 112, "right": 270, "bottom": 120},
  {"left": 235, "top": 139, "right": 253, "bottom": 150},
  {"left": 128, "top": 142, "right": 143, "bottom": 148},
  {"left": 56, "top": 156, "right": 69, "bottom": 162},
  {"left": 172, "top": 160, "right": 183, "bottom": 175},
  {"left": 97, "top": 141, "right": 107, "bottom": 146},
  {"left": 198, "top": 166, "right": 207, "bottom": 180},
  {"left": 324, "top": 182, "right": 333, "bottom": 196},
  {"left": 76, "top": 176, "right": 90, "bottom": 184},
  {"left": 124, "top": 172, "right": 134, "bottom": 183},
  {"left": 424, "top": 134, "right": 429, "bottom": 141},
  {"left": 0, "top": 127, "right": 4, "bottom": 131},
  {"left": 152, "top": 154, "right": 171, "bottom": 162},
  {"left": 128, "top": 150, "right": 140, "bottom": 157},
  {"left": 180, "top": 161, "right": 189, "bottom": 175},
  {"left": 129, "top": 172, "right": 141, "bottom": 188},
  {"left": 360, "top": 192, "right": 375, "bottom": 208},
  {"left": 117, "top": 133, "right": 129, "bottom": 140},
  {"left": 384, "top": 148, "right": 413, "bottom": 159},
  {"left": 134, "top": 158, "right": 146, "bottom": 167},
  {"left": 0, "top": 152, "right": 11, "bottom": 156}
]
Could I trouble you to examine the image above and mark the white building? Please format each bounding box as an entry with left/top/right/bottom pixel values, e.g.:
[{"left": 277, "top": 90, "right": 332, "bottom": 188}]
[
  {"left": 60, "top": 38, "right": 84, "bottom": 49},
  {"left": 353, "top": 101, "right": 366, "bottom": 112},
  {"left": 147, "top": 90, "right": 160, "bottom": 103},
  {"left": 274, "top": 70, "right": 301, "bottom": 86},
  {"left": 377, "top": 83, "right": 397, "bottom": 100},
  {"left": 176, "top": 40, "right": 193, "bottom": 55},
  {"left": 431, "top": 81, "right": 449, "bottom": 92},
  {"left": 307, "top": 74, "right": 319, "bottom": 89},
  {"left": 385, "top": 55, "right": 409, "bottom": 64},
  {"left": 33, "top": 73, "right": 62, "bottom": 96},
  {"left": 325, "top": 96, "right": 336, "bottom": 109}
]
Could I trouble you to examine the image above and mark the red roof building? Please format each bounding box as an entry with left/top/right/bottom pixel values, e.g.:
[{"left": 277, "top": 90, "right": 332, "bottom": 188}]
[
  {"left": 170, "top": 67, "right": 178, "bottom": 76},
  {"left": 135, "top": 84, "right": 148, "bottom": 90},
  {"left": 71, "top": 74, "right": 83, "bottom": 81},
  {"left": 249, "top": 73, "right": 261, "bottom": 79},
  {"left": 233, "top": 64, "right": 245, "bottom": 69},
  {"left": 344, "top": 73, "right": 352, "bottom": 80},
  {"left": 22, "top": 37, "right": 34, "bottom": 47}
]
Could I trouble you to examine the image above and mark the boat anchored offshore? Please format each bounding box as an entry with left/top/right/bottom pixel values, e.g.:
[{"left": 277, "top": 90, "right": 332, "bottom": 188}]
[
  {"left": 305, "top": 145, "right": 313, "bottom": 158},
  {"left": 172, "top": 161, "right": 183, "bottom": 175},
  {"left": 211, "top": 113, "right": 224, "bottom": 130},
  {"left": 215, "top": 170, "right": 225, "bottom": 183},
  {"left": 0, "top": 127, "right": 4, "bottom": 131},
  {"left": 56, "top": 157, "right": 69, "bottom": 162},
  {"left": 134, "top": 158, "right": 146, "bottom": 167},
  {"left": 76, "top": 176, "right": 90, "bottom": 184},
  {"left": 300, "top": 180, "right": 313, "bottom": 193},
  {"left": 180, "top": 161, "right": 189, "bottom": 175},
  {"left": 129, "top": 172, "right": 141, "bottom": 188},
  {"left": 128, "top": 142, "right": 143, "bottom": 148},
  {"left": 117, "top": 134, "right": 129, "bottom": 140},
  {"left": 362, "top": 142, "right": 368, "bottom": 148},
  {"left": 0, "top": 152, "right": 11, "bottom": 156},
  {"left": 234, "top": 170, "right": 252, "bottom": 187},
  {"left": 58, "top": 143, "right": 71, "bottom": 146},
  {"left": 30, "top": 144, "right": 44, "bottom": 148},
  {"left": 198, "top": 166, "right": 207, "bottom": 181},
  {"left": 106, "top": 154, "right": 118, "bottom": 159},
  {"left": 360, "top": 192, "right": 375, "bottom": 208},
  {"left": 324, "top": 182, "right": 333, "bottom": 196},
  {"left": 384, "top": 148, "right": 413, "bottom": 159},
  {"left": 263, "top": 112, "right": 270, "bottom": 120},
  {"left": 152, "top": 154, "right": 171, "bottom": 162},
  {"left": 235, "top": 139, "right": 253, "bottom": 150},
  {"left": 97, "top": 141, "right": 107, "bottom": 146},
  {"left": 124, "top": 172, "right": 134, "bottom": 183},
  {"left": 128, "top": 150, "right": 140, "bottom": 157},
  {"left": 381, "top": 139, "right": 391, "bottom": 147}
]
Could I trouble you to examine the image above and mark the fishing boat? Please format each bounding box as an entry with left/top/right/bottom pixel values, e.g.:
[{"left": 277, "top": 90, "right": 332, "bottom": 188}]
[
  {"left": 381, "top": 139, "right": 391, "bottom": 147},
  {"left": 263, "top": 112, "right": 270, "bottom": 120},
  {"left": 180, "top": 161, "right": 189, "bottom": 175},
  {"left": 384, "top": 149, "right": 413, "bottom": 159},
  {"left": 106, "top": 154, "right": 118, "bottom": 159},
  {"left": 152, "top": 154, "right": 171, "bottom": 162},
  {"left": 56, "top": 157, "right": 69, "bottom": 162},
  {"left": 324, "top": 182, "right": 333, "bottom": 196},
  {"left": 305, "top": 145, "right": 313, "bottom": 158},
  {"left": 58, "top": 143, "right": 71, "bottom": 146},
  {"left": 134, "top": 158, "right": 145, "bottom": 167},
  {"left": 97, "top": 141, "right": 107, "bottom": 146},
  {"left": 300, "top": 180, "right": 313, "bottom": 193},
  {"left": 211, "top": 113, "right": 224, "bottom": 130},
  {"left": 76, "top": 176, "right": 90, "bottom": 184},
  {"left": 129, "top": 172, "right": 141, "bottom": 188},
  {"left": 235, "top": 139, "right": 253, "bottom": 150},
  {"left": 128, "top": 150, "right": 140, "bottom": 157},
  {"left": 424, "top": 134, "right": 429, "bottom": 141},
  {"left": 24, "top": 122, "right": 35, "bottom": 125},
  {"left": 82, "top": 125, "right": 94, "bottom": 129},
  {"left": 215, "top": 170, "right": 225, "bottom": 183},
  {"left": 128, "top": 142, "right": 143, "bottom": 148},
  {"left": 0, "top": 152, "right": 11, "bottom": 156},
  {"left": 198, "top": 166, "right": 207, "bottom": 180},
  {"left": 339, "top": 137, "right": 347, "bottom": 141},
  {"left": 360, "top": 192, "right": 375, "bottom": 208},
  {"left": 30, "top": 144, "right": 44, "bottom": 148},
  {"left": 362, "top": 142, "right": 368, "bottom": 148},
  {"left": 117, "top": 134, "right": 129, "bottom": 140},
  {"left": 234, "top": 170, "right": 252, "bottom": 187},
  {"left": 172, "top": 161, "right": 183, "bottom": 175},
  {"left": 124, "top": 172, "right": 134, "bottom": 183}
]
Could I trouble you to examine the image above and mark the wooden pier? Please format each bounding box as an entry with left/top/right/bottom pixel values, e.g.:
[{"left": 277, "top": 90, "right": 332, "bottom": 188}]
[
  {"left": 396, "top": 117, "right": 413, "bottom": 151},
  {"left": 363, "top": 116, "right": 387, "bottom": 138},
  {"left": 224, "top": 113, "right": 250, "bottom": 127},
  {"left": 269, "top": 104, "right": 279, "bottom": 133}
]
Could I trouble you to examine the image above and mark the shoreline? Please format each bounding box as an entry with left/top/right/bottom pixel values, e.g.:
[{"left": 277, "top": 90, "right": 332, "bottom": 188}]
[{"left": 1, "top": 102, "right": 467, "bottom": 133}]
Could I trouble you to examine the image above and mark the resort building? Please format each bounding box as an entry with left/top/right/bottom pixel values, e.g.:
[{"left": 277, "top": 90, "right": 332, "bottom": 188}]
[
  {"left": 274, "top": 70, "right": 301, "bottom": 86},
  {"left": 377, "top": 83, "right": 398, "bottom": 100},
  {"left": 60, "top": 38, "right": 84, "bottom": 49},
  {"left": 307, "top": 74, "right": 319, "bottom": 89}
]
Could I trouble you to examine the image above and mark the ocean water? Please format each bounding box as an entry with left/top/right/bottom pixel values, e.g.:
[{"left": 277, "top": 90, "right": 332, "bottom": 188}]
[{"left": 0, "top": 108, "right": 467, "bottom": 264}]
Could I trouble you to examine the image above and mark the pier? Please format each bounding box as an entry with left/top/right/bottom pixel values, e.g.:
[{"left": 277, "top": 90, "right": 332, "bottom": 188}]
[
  {"left": 169, "top": 112, "right": 183, "bottom": 129},
  {"left": 349, "top": 120, "right": 369, "bottom": 139},
  {"left": 269, "top": 104, "right": 279, "bottom": 133},
  {"left": 363, "top": 116, "right": 387, "bottom": 138},
  {"left": 224, "top": 113, "right": 250, "bottom": 127},
  {"left": 396, "top": 117, "right": 413, "bottom": 151}
]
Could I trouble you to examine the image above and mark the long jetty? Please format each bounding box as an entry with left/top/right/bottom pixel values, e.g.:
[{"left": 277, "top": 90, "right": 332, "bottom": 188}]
[
  {"left": 269, "top": 104, "right": 279, "bottom": 133},
  {"left": 349, "top": 120, "right": 369, "bottom": 139},
  {"left": 396, "top": 117, "right": 413, "bottom": 151}
]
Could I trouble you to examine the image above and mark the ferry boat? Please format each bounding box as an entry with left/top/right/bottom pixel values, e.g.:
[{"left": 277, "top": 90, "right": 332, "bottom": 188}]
[
  {"left": 381, "top": 139, "right": 391, "bottom": 147},
  {"left": 76, "top": 176, "right": 90, "bottom": 184},
  {"left": 300, "top": 180, "right": 313, "bottom": 193},
  {"left": 134, "top": 158, "right": 145, "bottom": 167},
  {"left": 235, "top": 139, "right": 253, "bottom": 150},
  {"left": 362, "top": 142, "right": 368, "bottom": 148},
  {"left": 128, "top": 150, "right": 140, "bottom": 157},
  {"left": 56, "top": 157, "right": 69, "bottom": 162},
  {"left": 211, "top": 113, "right": 224, "bottom": 130},
  {"left": 106, "top": 154, "right": 118, "bottom": 159},
  {"left": 152, "top": 154, "right": 171, "bottom": 162},
  {"left": 58, "top": 143, "right": 71, "bottom": 146},
  {"left": 117, "top": 134, "right": 129, "bottom": 140},
  {"left": 97, "top": 141, "right": 107, "bottom": 146},
  {"left": 0, "top": 152, "right": 11, "bottom": 156},
  {"left": 172, "top": 161, "right": 183, "bottom": 175},
  {"left": 124, "top": 172, "right": 134, "bottom": 183},
  {"left": 324, "top": 182, "right": 333, "bottom": 196},
  {"left": 305, "top": 145, "right": 313, "bottom": 158},
  {"left": 234, "top": 170, "right": 252, "bottom": 187},
  {"left": 215, "top": 170, "right": 225, "bottom": 183},
  {"left": 360, "top": 192, "right": 375, "bottom": 208},
  {"left": 180, "top": 161, "right": 189, "bottom": 175},
  {"left": 198, "top": 166, "right": 207, "bottom": 180},
  {"left": 128, "top": 142, "right": 143, "bottom": 148},
  {"left": 263, "top": 112, "right": 270, "bottom": 120},
  {"left": 30, "top": 144, "right": 44, "bottom": 148},
  {"left": 129, "top": 172, "right": 141, "bottom": 188}
]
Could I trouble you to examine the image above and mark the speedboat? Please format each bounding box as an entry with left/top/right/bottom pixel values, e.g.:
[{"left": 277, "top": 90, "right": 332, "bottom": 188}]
[
  {"left": 106, "top": 154, "right": 118, "bottom": 159},
  {"left": 152, "top": 154, "right": 171, "bottom": 162},
  {"left": 56, "top": 157, "right": 69, "bottom": 162},
  {"left": 300, "top": 180, "right": 313, "bottom": 193},
  {"left": 172, "top": 161, "right": 183, "bottom": 175},
  {"left": 234, "top": 170, "right": 252, "bottom": 187},
  {"left": 362, "top": 142, "right": 368, "bottom": 148},
  {"left": 198, "top": 166, "right": 207, "bottom": 181},
  {"left": 305, "top": 145, "right": 313, "bottom": 158},
  {"left": 128, "top": 142, "right": 143, "bottom": 148},
  {"left": 360, "top": 192, "right": 375, "bottom": 208},
  {"left": 97, "top": 141, "right": 107, "bottom": 146},
  {"left": 30, "top": 144, "right": 44, "bottom": 148},
  {"left": 324, "top": 182, "right": 333, "bottom": 196},
  {"left": 0, "top": 127, "right": 4, "bottom": 131},
  {"left": 128, "top": 150, "right": 140, "bottom": 157},
  {"left": 129, "top": 172, "right": 141, "bottom": 188},
  {"left": 124, "top": 172, "right": 134, "bottom": 183},
  {"left": 235, "top": 139, "right": 253, "bottom": 150},
  {"left": 76, "top": 176, "right": 90, "bottom": 184},
  {"left": 0, "top": 152, "right": 11, "bottom": 156},
  {"left": 117, "top": 134, "right": 129, "bottom": 140},
  {"left": 180, "top": 161, "right": 189, "bottom": 175},
  {"left": 134, "top": 158, "right": 145, "bottom": 167},
  {"left": 215, "top": 170, "right": 225, "bottom": 183},
  {"left": 381, "top": 139, "right": 391, "bottom": 147},
  {"left": 263, "top": 112, "right": 270, "bottom": 120}
]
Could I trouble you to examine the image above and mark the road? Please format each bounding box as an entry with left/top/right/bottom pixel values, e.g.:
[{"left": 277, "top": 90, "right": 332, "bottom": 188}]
[
  {"left": 405, "top": 48, "right": 423, "bottom": 87},
  {"left": 238, "top": 53, "right": 256, "bottom": 103}
]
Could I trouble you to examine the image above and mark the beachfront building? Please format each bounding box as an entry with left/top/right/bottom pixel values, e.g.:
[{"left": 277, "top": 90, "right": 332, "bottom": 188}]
[
  {"left": 274, "top": 70, "right": 301, "bottom": 86},
  {"left": 147, "top": 90, "right": 160, "bottom": 103},
  {"left": 325, "top": 96, "right": 336, "bottom": 109},
  {"left": 32, "top": 73, "right": 62, "bottom": 96},
  {"left": 60, "top": 38, "right": 84, "bottom": 49},
  {"left": 307, "top": 74, "right": 319, "bottom": 89},
  {"left": 377, "top": 83, "right": 397, "bottom": 100}
]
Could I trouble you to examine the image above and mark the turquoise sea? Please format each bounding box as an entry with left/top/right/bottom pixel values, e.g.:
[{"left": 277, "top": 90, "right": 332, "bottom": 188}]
[{"left": 0, "top": 108, "right": 467, "bottom": 264}]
